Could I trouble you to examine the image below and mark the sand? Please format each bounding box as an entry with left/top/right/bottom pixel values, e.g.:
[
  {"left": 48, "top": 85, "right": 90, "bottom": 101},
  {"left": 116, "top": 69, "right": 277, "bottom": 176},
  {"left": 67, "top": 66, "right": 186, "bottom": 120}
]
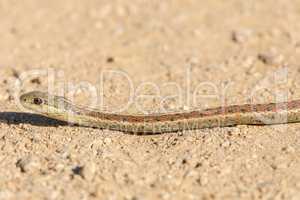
[{"left": 1, "top": 0, "right": 300, "bottom": 199}]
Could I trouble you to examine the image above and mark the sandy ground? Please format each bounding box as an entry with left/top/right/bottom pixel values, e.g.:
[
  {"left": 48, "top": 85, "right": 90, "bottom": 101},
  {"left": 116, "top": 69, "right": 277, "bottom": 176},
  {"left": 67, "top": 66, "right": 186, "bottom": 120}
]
[{"left": 1, "top": 0, "right": 300, "bottom": 199}]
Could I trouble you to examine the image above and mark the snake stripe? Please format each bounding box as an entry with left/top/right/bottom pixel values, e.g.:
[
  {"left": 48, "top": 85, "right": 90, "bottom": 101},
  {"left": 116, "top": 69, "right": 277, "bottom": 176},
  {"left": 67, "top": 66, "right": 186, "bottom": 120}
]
[{"left": 20, "top": 91, "right": 300, "bottom": 134}]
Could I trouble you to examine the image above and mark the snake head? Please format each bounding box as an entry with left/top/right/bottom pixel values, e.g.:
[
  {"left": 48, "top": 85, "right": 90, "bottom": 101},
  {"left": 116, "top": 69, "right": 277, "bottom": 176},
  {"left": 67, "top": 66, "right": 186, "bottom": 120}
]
[{"left": 20, "top": 91, "right": 71, "bottom": 116}]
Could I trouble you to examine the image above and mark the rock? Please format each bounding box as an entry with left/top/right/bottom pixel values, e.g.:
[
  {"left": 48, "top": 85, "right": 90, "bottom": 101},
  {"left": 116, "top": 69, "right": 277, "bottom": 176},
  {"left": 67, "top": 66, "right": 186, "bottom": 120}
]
[
  {"left": 258, "top": 49, "right": 284, "bottom": 65},
  {"left": 231, "top": 29, "right": 253, "bottom": 43}
]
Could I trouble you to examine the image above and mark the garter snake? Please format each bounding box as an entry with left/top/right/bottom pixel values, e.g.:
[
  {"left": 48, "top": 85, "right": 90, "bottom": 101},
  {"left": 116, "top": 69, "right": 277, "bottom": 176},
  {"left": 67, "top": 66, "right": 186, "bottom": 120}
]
[{"left": 20, "top": 91, "right": 300, "bottom": 134}]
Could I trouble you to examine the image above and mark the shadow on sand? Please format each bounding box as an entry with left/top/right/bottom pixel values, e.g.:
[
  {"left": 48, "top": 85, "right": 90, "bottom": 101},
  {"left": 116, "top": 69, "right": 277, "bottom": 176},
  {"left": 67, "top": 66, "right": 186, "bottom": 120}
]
[{"left": 0, "top": 112, "right": 68, "bottom": 127}]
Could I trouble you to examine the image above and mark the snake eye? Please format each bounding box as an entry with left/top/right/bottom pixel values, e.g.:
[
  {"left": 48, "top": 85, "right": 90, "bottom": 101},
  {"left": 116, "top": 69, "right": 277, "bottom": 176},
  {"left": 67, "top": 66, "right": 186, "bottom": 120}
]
[{"left": 33, "top": 98, "right": 43, "bottom": 105}]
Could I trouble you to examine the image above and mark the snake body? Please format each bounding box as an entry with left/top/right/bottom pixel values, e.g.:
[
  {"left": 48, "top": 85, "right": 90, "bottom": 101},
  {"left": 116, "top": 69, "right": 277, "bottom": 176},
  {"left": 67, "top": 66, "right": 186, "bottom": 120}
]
[{"left": 20, "top": 91, "right": 300, "bottom": 134}]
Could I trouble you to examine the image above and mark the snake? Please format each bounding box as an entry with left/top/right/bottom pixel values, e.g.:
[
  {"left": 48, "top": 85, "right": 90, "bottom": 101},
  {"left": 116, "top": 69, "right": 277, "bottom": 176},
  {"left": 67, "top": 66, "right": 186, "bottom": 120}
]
[{"left": 19, "top": 91, "right": 300, "bottom": 134}]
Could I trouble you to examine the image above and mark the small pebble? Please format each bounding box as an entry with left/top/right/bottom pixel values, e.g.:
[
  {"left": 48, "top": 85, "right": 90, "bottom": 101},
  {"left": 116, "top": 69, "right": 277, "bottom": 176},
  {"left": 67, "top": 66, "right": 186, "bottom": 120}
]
[
  {"left": 106, "top": 57, "right": 114, "bottom": 63},
  {"left": 221, "top": 141, "right": 231, "bottom": 148},
  {"left": 104, "top": 137, "right": 112, "bottom": 144},
  {"left": 30, "top": 78, "right": 41, "bottom": 84},
  {"left": 72, "top": 165, "right": 84, "bottom": 178},
  {"left": 182, "top": 105, "right": 189, "bottom": 111},
  {"left": 15, "top": 156, "right": 41, "bottom": 173},
  {"left": 281, "top": 146, "right": 295, "bottom": 153},
  {"left": 258, "top": 50, "right": 283, "bottom": 65},
  {"left": 82, "top": 162, "right": 97, "bottom": 181},
  {"left": 242, "top": 56, "right": 255, "bottom": 68},
  {"left": 200, "top": 174, "right": 208, "bottom": 185},
  {"left": 231, "top": 29, "right": 252, "bottom": 43}
]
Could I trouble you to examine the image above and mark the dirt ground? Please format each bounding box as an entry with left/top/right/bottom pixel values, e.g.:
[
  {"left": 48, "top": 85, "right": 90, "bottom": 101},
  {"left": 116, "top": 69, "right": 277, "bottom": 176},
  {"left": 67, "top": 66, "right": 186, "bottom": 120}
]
[{"left": 1, "top": 0, "right": 300, "bottom": 199}]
